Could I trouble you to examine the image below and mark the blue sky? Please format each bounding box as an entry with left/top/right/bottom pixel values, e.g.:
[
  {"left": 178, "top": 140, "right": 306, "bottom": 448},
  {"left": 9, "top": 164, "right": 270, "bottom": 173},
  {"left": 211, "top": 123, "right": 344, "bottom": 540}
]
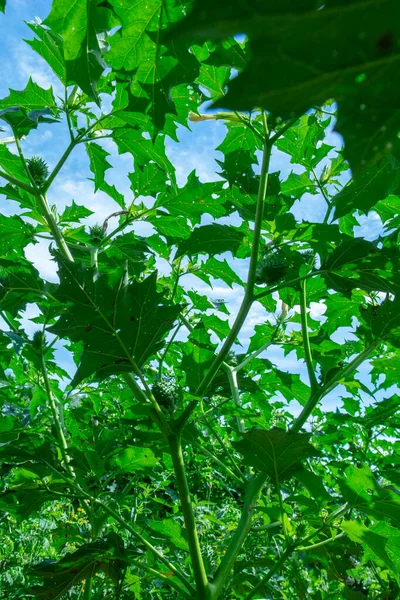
[{"left": 0, "top": 1, "right": 394, "bottom": 418}]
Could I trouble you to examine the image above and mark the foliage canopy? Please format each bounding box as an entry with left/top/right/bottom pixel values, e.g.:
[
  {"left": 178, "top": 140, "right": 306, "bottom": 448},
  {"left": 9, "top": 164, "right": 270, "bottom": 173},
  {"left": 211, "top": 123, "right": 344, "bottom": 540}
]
[{"left": 0, "top": 1, "right": 400, "bottom": 599}]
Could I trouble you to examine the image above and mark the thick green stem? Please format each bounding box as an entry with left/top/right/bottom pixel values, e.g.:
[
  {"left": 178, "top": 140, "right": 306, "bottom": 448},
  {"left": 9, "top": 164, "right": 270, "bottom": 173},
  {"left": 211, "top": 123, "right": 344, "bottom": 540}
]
[
  {"left": 196, "top": 116, "right": 272, "bottom": 396},
  {"left": 212, "top": 474, "right": 267, "bottom": 597},
  {"left": 299, "top": 280, "right": 319, "bottom": 393},
  {"left": 168, "top": 433, "right": 211, "bottom": 599},
  {"left": 37, "top": 193, "right": 74, "bottom": 261},
  {"left": 41, "top": 349, "right": 75, "bottom": 478}
]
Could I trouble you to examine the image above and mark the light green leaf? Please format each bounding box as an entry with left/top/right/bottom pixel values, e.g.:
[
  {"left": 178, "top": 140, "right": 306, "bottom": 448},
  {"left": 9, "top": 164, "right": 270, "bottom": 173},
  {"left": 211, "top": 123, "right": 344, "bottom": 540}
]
[{"left": 115, "top": 446, "right": 157, "bottom": 471}]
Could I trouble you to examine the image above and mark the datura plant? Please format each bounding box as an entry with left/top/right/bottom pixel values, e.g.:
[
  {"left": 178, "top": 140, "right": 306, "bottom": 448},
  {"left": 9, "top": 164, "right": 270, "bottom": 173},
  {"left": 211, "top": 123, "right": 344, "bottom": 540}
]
[{"left": 0, "top": 1, "right": 400, "bottom": 599}]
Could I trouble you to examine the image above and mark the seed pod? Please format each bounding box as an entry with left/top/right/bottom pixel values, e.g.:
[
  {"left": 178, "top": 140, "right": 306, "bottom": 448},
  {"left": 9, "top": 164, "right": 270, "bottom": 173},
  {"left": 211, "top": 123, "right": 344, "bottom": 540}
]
[
  {"left": 89, "top": 224, "right": 106, "bottom": 243},
  {"left": 255, "top": 254, "right": 289, "bottom": 285},
  {"left": 151, "top": 377, "right": 180, "bottom": 413},
  {"left": 27, "top": 156, "right": 49, "bottom": 185}
]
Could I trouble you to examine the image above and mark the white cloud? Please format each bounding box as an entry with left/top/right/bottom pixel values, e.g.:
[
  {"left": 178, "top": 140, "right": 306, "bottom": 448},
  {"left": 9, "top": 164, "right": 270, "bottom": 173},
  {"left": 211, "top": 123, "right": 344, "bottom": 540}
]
[{"left": 25, "top": 239, "right": 58, "bottom": 281}]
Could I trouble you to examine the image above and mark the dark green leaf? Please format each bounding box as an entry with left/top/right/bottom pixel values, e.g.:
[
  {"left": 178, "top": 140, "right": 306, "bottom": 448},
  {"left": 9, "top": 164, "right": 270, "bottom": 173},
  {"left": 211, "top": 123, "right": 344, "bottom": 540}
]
[{"left": 234, "top": 428, "right": 318, "bottom": 482}]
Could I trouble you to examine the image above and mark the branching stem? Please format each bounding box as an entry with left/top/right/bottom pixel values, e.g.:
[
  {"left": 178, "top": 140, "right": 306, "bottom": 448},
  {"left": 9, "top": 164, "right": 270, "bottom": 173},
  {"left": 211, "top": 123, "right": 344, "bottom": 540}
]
[
  {"left": 212, "top": 474, "right": 267, "bottom": 596},
  {"left": 168, "top": 433, "right": 211, "bottom": 598},
  {"left": 196, "top": 113, "right": 272, "bottom": 396},
  {"left": 299, "top": 280, "right": 319, "bottom": 393}
]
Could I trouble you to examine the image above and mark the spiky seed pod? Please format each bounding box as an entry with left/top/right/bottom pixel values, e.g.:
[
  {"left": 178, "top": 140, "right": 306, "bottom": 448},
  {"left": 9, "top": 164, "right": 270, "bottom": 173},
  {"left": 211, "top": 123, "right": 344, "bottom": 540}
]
[
  {"left": 32, "top": 330, "right": 45, "bottom": 350},
  {"left": 27, "top": 156, "right": 49, "bottom": 185},
  {"left": 89, "top": 224, "right": 105, "bottom": 243},
  {"left": 151, "top": 377, "right": 180, "bottom": 413},
  {"left": 255, "top": 254, "right": 289, "bottom": 285}
]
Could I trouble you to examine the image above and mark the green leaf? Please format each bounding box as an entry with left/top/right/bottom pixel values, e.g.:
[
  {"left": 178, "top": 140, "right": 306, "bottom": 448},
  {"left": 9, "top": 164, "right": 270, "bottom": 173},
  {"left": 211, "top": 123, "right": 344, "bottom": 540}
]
[
  {"left": 176, "top": 224, "right": 245, "bottom": 258},
  {"left": 25, "top": 23, "right": 67, "bottom": 84},
  {"left": 333, "top": 156, "right": 400, "bottom": 219},
  {"left": 202, "top": 257, "right": 244, "bottom": 288},
  {"left": 149, "top": 519, "right": 189, "bottom": 551},
  {"left": 340, "top": 521, "right": 396, "bottom": 572},
  {"left": 0, "top": 0, "right": 5, "bottom": 13},
  {"left": 0, "top": 144, "right": 31, "bottom": 183},
  {"left": 155, "top": 171, "right": 226, "bottom": 225},
  {"left": 177, "top": 0, "right": 400, "bottom": 175},
  {"left": 107, "top": 0, "right": 199, "bottom": 130},
  {"left": 234, "top": 428, "right": 318, "bottom": 483},
  {"left": 0, "top": 214, "right": 34, "bottom": 256},
  {"left": 338, "top": 464, "right": 400, "bottom": 528},
  {"left": 0, "top": 258, "right": 44, "bottom": 316},
  {"left": 216, "top": 121, "right": 260, "bottom": 186},
  {"left": 0, "top": 78, "right": 56, "bottom": 113},
  {"left": 367, "top": 522, "right": 400, "bottom": 573},
  {"left": 86, "top": 142, "right": 112, "bottom": 191},
  {"left": 44, "top": 0, "right": 117, "bottom": 99},
  {"left": 129, "top": 162, "right": 167, "bottom": 198},
  {"left": 180, "top": 323, "right": 217, "bottom": 392},
  {"left": 113, "top": 129, "right": 175, "bottom": 181},
  {"left": 148, "top": 215, "right": 191, "bottom": 240},
  {"left": 48, "top": 257, "right": 182, "bottom": 386},
  {"left": 322, "top": 238, "right": 400, "bottom": 296},
  {"left": 59, "top": 201, "right": 94, "bottom": 224},
  {"left": 29, "top": 536, "right": 124, "bottom": 599},
  {"left": 275, "top": 115, "right": 327, "bottom": 169},
  {"left": 281, "top": 171, "right": 316, "bottom": 199},
  {"left": 115, "top": 446, "right": 157, "bottom": 472}
]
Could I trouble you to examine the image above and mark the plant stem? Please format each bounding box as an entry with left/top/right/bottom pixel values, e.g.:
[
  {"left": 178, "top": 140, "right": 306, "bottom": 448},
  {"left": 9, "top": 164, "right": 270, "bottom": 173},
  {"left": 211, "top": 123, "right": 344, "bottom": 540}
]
[
  {"left": 127, "top": 559, "right": 192, "bottom": 599},
  {"left": 168, "top": 433, "right": 211, "bottom": 599},
  {"left": 254, "top": 269, "right": 327, "bottom": 301},
  {"left": 269, "top": 116, "right": 299, "bottom": 144},
  {"left": 234, "top": 320, "right": 281, "bottom": 372},
  {"left": 40, "top": 347, "right": 75, "bottom": 478},
  {"left": 196, "top": 113, "right": 272, "bottom": 396},
  {"left": 291, "top": 339, "right": 381, "bottom": 432},
  {"left": 225, "top": 365, "right": 245, "bottom": 433},
  {"left": 212, "top": 474, "right": 267, "bottom": 597},
  {"left": 311, "top": 167, "right": 330, "bottom": 208},
  {"left": 42, "top": 139, "right": 77, "bottom": 193},
  {"left": 37, "top": 192, "right": 74, "bottom": 261},
  {"left": 276, "top": 481, "right": 289, "bottom": 542},
  {"left": 297, "top": 531, "right": 345, "bottom": 552},
  {"left": 299, "top": 280, "right": 319, "bottom": 393},
  {"left": 0, "top": 168, "right": 37, "bottom": 195}
]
